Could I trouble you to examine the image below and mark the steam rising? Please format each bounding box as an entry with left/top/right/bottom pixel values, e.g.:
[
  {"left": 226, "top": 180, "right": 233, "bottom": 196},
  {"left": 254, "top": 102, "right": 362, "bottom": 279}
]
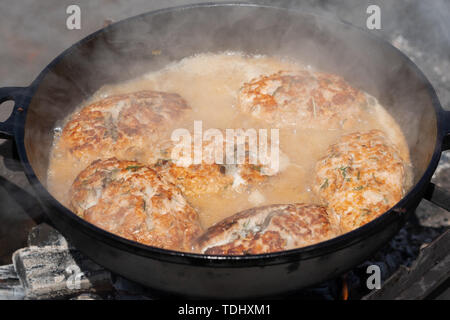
[{"left": 3, "top": 1, "right": 446, "bottom": 190}]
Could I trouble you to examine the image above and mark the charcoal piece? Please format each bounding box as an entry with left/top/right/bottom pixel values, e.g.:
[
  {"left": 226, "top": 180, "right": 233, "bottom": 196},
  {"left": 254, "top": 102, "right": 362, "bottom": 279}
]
[
  {"left": 12, "top": 246, "right": 112, "bottom": 299},
  {"left": 27, "top": 223, "right": 69, "bottom": 248},
  {"left": 0, "top": 264, "right": 25, "bottom": 300}
]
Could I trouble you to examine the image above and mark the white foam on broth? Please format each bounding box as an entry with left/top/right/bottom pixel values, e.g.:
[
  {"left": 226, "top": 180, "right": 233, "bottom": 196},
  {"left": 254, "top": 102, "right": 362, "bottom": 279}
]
[{"left": 48, "top": 52, "right": 412, "bottom": 228}]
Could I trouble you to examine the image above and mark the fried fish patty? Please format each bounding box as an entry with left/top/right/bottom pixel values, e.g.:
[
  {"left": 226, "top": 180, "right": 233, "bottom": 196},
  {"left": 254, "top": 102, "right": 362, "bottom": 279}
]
[
  {"left": 314, "top": 130, "right": 408, "bottom": 232},
  {"left": 154, "top": 130, "right": 283, "bottom": 197},
  {"left": 69, "top": 158, "right": 202, "bottom": 252},
  {"left": 59, "top": 91, "right": 191, "bottom": 163},
  {"left": 238, "top": 70, "right": 368, "bottom": 128},
  {"left": 155, "top": 160, "right": 234, "bottom": 197},
  {"left": 195, "top": 203, "right": 338, "bottom": 255}
]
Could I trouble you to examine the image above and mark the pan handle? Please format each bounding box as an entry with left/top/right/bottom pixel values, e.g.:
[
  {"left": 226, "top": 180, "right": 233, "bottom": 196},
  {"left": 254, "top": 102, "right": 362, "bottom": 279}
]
[
  {"left": 424, "top": 109, "right": 450, "bottom": 211},
  {"left": 0, "top": 87, "right": 28, "bottom": 139},
  {"left": 443, "top": 109, "right": 450, "bottom": 151},
  {"left": 424, "top": 183, "right": 450, "bottom": 212}
]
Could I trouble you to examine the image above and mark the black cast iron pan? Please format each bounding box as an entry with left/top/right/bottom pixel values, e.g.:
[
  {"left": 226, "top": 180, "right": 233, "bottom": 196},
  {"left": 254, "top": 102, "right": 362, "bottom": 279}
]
[{"left": 0, "top": 3, "right": 449, "bottom": 298}]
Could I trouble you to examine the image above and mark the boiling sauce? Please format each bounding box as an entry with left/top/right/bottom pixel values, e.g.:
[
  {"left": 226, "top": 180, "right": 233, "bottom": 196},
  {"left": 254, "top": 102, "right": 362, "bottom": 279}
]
[{"left": 48, "top": 53, "right": 411, "bottom": 228}]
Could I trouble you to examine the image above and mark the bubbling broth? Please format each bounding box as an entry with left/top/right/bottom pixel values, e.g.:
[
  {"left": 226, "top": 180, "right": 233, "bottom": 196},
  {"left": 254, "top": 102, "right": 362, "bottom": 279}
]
[{"left": 48, "top": 52, "right": 411, "bottom": 230}]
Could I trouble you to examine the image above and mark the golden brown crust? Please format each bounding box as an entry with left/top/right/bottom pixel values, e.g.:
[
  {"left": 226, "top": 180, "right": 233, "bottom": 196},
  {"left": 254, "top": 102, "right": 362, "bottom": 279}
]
[
  {"left": 195, "top": 203, "right": 338, "bottom": 255},
  {"left": 153, "top": 130, "right": 279, "bottom": 197},
  {"left": 238, "top": 70, "right": 367, "bottom": 128},
  {"left": 69, "top": 158, "right": 202, "bottom": 252},
  {"left": 156, "top": 161, "right": 234, "bottom": 197},
  {"left": 59, "top": 91, "right": 191, "bottom": 163},
  {"left": 314, "top": 130, "right": 407, "bottom": 232}
]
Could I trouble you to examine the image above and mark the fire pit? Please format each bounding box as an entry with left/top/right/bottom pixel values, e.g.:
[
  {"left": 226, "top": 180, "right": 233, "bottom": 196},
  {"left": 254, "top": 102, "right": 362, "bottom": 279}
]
[{"left": 1, "top": 213, "right": 448, "bottom": 300}]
